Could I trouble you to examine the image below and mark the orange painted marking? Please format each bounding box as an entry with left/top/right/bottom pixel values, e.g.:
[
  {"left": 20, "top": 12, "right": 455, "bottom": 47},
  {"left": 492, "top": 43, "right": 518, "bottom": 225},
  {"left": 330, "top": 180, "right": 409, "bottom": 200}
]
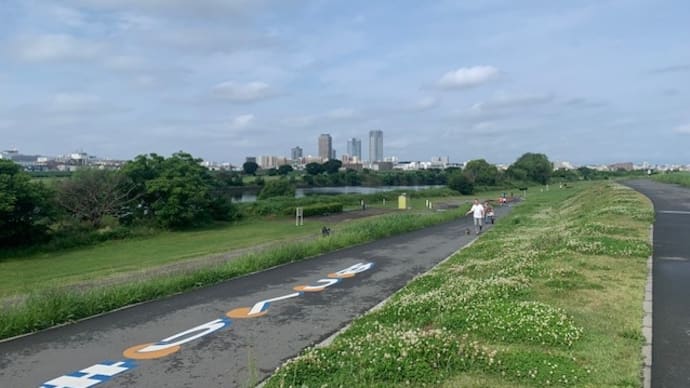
[
  {"left": 226, "top": 307, "right": 267, "bottom": 319},
  {"left": 123, "top": 343, "right": 181, "bottom": 360},
  {"left": 327, "top": 272, "right": 355, "bottom": 279}
]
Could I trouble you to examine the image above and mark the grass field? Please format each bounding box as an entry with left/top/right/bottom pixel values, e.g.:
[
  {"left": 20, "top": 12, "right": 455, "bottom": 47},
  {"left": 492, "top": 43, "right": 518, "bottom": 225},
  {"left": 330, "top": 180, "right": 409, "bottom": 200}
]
[
  {"left": 0, "top": 201, "right": 474, "bottom": 340},
  {"left": 0, "top": 220, "right": 323, "bottom": 298},
  {"left": 266, "top": 181, "right": 653, "bottom": 387},
  {"left": 0, "top": 189, "right": 511, "bottom": 299},
  {"left": 650, "top": 172, "right": 690, "bottom": 188}
]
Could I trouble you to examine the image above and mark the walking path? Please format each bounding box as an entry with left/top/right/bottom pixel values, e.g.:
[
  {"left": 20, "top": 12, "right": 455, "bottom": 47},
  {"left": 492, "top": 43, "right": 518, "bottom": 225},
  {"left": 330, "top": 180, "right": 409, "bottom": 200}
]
[
  {"left": 0, "top": 204, "right": 513, "bottom": 388},
  {"left": 625, "top": 180, "right": 690, "bottom": 388}
]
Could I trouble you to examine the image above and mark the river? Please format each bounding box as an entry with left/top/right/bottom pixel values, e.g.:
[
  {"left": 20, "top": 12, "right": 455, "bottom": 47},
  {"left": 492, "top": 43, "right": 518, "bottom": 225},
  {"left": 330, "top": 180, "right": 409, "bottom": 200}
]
[{"left": 231, "top": 185, "right": 444, "bottom": 203}]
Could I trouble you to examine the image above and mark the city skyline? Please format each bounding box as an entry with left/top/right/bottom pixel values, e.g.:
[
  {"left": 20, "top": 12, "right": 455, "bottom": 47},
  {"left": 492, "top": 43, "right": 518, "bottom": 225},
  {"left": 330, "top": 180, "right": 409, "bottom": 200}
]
[{"left": 0, "top": 1, "right": 689, "bottom": 165}]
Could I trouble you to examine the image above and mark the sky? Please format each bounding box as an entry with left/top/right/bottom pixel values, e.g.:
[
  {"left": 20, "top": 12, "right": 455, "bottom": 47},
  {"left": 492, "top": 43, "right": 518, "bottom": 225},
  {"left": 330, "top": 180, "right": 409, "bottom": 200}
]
[{"left": 1, "top": 0, "right": 689, "bottom": 165}]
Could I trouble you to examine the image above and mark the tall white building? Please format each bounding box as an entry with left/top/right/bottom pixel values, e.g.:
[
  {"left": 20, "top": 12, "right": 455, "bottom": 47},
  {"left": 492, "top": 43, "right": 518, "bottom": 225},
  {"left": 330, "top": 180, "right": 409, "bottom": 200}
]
[
  {"left": 347, "top": 138, "right": 362, "bottom": 160},
  {"left": 368, "top": 130, "right": 383, "bottom": 163}
]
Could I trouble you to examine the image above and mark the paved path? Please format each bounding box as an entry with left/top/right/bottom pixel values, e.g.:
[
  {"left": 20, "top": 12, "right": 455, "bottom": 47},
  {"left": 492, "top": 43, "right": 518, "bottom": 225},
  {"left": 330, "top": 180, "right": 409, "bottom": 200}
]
[
  {"left": 0, "top": 205, "right": 512, "bottom": 388},
  {"left": 625, "top": 180, "right": 690, "bottom": 388}
]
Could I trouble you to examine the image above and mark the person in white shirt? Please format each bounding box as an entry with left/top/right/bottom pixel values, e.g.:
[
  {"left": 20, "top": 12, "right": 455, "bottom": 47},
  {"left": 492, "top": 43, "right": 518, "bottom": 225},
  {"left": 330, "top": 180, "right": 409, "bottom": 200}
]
[{"left": 466, "top": 199, "right": 485, "bottom": 234}]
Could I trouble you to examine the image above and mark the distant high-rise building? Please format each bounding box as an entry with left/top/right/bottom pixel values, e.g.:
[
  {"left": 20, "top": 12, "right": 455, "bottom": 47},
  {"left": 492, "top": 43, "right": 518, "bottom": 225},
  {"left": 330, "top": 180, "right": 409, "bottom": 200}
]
[
  {"left": 318, "top": 134, "right": 332, "bottom": 160},
  {"left": 368, "top": 130, "right": 383, "bottom": 162},
  {"left": 291, "top": 146, "right": 303, "bottom": 161},
  {"left": 347, "top": 138, "right": 362, "bottom": 160},
  {"left": 245, "top": 156, "right": 257, "bottom": 163},
  {"left": 331, "top": 149, "right": 336, "bottom": 160}
]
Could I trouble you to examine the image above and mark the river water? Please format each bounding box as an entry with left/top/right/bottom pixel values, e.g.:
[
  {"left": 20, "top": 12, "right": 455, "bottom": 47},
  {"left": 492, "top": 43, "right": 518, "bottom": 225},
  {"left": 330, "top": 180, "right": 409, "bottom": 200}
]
[{"left": 232, "top": 185, "right": 444, "bottom": 203}]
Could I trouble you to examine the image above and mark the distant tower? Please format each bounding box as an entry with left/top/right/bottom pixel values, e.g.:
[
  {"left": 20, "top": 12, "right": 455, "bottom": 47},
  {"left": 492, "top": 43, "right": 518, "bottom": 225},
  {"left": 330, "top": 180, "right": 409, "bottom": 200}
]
[
  {"left": 368, "top": 130, "right": 383, "bottom": 162},
  {"left": 347, "top": 138, "right": 362, "bottom": 160},
  {"left": 291, "top": 146, "right": 303, "bottom": 161},
  {"left": 318, "top": 134, "right": 332, "bottom": 160}
]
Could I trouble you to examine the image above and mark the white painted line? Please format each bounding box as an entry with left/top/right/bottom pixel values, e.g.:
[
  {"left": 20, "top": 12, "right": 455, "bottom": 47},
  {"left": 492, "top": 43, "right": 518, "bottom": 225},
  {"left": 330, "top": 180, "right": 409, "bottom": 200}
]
[
  {"left": 658, "top": 256, "right": 689, "bottom": 261},
  {"left": 658, "top": 210, "right": 690, "bottom": 215}
]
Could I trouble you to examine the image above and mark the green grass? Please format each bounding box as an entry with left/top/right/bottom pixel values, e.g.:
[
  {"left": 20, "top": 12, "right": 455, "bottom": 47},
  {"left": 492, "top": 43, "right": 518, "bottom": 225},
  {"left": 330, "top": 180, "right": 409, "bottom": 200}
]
[
  {"left": 265, "top": 181, "right": 653, "bottom": 387},
  {"left": 650, "top": 172, "right": 690, "bottom": 188},
  {"left": 0, "top": 189, "right": 481, "bottom": 298},
  {"left": 0, "top": 219, "right": 322, "bottom": 298},
  {"left": 0, "top": 202, "right": 471, "bottom": 340}
]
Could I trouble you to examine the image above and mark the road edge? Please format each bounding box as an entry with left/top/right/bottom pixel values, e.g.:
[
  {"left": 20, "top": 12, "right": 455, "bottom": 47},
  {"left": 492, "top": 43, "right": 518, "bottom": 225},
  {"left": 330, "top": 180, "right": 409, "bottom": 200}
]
[{"left": 641, "top": 224, "right": 653, "bottom": 388}]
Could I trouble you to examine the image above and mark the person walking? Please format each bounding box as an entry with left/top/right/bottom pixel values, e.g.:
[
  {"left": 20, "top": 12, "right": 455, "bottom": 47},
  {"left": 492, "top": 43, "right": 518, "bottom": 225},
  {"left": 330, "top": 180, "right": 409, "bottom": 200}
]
[
  {"left": 484, "top": 201, "right": 495, "bottom": 224},
  {"left": 466, "top": 199, "right": 485, "bottom": 234}
]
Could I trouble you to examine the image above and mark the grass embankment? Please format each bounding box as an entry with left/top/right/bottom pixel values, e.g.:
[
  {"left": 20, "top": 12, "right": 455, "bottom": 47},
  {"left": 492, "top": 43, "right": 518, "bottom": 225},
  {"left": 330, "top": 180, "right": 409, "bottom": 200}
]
[
  {"left": 650, "top": 172, "right": 690, "bottom": 188},
  {"left": 0, "top": 189, "right": 471, "bottom": 299},
  {"left": 0, "top": 220, "right": 323, "bottom": 298},
  {"left": 266, "top": 182, "right": 653, "bottom": 387},
  {"left": 0, "top": 202, "right": 470, "bottom": 340}
]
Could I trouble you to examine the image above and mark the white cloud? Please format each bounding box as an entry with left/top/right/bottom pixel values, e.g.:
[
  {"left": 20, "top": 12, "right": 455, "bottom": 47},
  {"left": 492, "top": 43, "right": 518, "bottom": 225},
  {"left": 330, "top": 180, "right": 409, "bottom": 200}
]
[
  {"left": 51, "top": 6, "right": 89, "bottom": 28},
  {"left": 134, "top": 75, "right": 156, "bottom": 87},
  {"left": 230, "top": 114, "right": 254, "bottom": 129},
  {"left": 470, "top": 93, "right": 554, "bottom": 113},
  {"left": 415, "top": 96, "right": 438, "bottom": 111},
  {"left": 67, "top": 0, "right": 260, "bottom": 19},
  {"left": 673, "top": 124, "right": 690, "bottom": 134},
  {"left": 212, "top": 81, "right": 274, "bottom": 102},
  {"left": 438, "top": 66, "right": 499, "bottom": 89},
  {"left": 104, "top": 55, "right": 147, "bottom": 71},
  {"left": 47, "top": 93, "right": 102, "bottom": 113},
  {"left": 325, "top": 108, "right": 357, "bottom": 120},
  {"left": 12, "top": 34, "right": 102, "bottom": 62}
]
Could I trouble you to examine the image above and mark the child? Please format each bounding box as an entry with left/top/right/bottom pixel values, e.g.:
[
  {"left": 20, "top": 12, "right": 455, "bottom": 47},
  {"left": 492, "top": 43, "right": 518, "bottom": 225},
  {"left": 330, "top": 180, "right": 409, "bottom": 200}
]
[{"left": 484, "top": 201, "right": 495, "bottom": 224}]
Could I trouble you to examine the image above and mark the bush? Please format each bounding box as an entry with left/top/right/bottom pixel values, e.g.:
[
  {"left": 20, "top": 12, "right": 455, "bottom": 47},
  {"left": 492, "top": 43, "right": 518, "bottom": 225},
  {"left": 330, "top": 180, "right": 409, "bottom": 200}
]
[
  {"left": 448, "top": 173, "right": 474, "bottom": 194},
  {"left": 258, "top": 179, "right": 296, "bottom": 200},
  {"left": 299, "top": 203, "right": 343, "bottom": 217}
]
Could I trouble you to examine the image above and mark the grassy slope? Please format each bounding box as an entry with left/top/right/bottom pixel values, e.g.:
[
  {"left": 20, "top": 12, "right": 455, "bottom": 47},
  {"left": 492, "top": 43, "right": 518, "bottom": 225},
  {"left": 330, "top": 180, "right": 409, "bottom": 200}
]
[
  {"left": 266, "top": 182, "right": 653, "bottom": 387},
  {"left": 650, "top": 172, "right": 690, "bottom": 188},
  {"left": 0, "top": 190, "right": 504, "bottom": 299},
  {"left": 0, "top": 220, "right": 322, "bottom": 298},
  {"left": 0, "top": 201, "right": 475, "bottom": 340}
]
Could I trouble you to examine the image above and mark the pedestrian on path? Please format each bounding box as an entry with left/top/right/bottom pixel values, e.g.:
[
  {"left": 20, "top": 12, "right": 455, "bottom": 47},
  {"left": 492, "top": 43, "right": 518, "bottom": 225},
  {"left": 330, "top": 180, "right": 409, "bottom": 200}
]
[
  {"left": 484, "top": 201, "right": 495, "bottom": 224},
  {"left": 466, "top": 199, "right": 485, "bottom": 234}
]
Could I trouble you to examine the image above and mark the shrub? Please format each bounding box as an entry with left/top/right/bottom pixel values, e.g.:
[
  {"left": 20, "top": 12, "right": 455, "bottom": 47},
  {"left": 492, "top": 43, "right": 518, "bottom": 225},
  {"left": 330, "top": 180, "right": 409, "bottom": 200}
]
[
  {"left": 258, "top": 179, "right": 296, "bottom": 200},
  {"left": 299, "top": 203, "right": 343, "bottom": 217}
]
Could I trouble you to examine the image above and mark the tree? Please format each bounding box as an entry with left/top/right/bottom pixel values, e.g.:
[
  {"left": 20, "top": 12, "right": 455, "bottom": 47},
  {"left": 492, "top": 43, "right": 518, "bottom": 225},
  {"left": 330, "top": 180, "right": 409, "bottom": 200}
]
[
  {"left": 122, "top": 152, "right": 237, "bottom": 229},
  {"left": 508, "top": 153, "right": 553, "bottom": 184},
  {"left": 448, "top": 172, "right": 474, "bottom": 195},
  {"left": 258, "top": 179, "right": 296, "bottom": 200},
  {"left": 56, "top": 169, "right": 137, "bottom": 228},
  {"left": 242, "top": 161, "right": 259, "bottom": 176},
  {"left": 323, "top": 159, "right": 342, "bottom": 174},
  {"left": 0, "top": 160, "right": 54, "bottom": 246},
  {"left": 463, "top": 159, "right": 499, "bottom": 186},
  {"left": 305, "top": 162, "right": 324, "bottom": 175},
  {"left": 277, "top": 165, "right": 294, "bottom": 176},
  {"left": 213, "top": 170, "right": 244, "bottom": 187}
]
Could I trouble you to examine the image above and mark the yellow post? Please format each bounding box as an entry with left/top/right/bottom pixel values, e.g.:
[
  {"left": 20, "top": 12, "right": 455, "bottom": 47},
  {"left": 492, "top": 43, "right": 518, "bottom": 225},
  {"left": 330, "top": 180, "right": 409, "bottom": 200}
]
[{"left": 398, "top": 194, "right": 408, "bottom": 209}]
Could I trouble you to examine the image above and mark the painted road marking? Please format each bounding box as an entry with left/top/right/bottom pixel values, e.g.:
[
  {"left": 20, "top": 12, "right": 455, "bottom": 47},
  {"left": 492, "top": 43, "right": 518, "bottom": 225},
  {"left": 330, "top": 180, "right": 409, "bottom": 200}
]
[
  {"left": 294, "top": 278, "right": 341, "bottom": 292},
  {"left": 41, "top": 360, "right": 136, "bottom": 388},
  {"left": 227, "top": 292, "right": 303, "bottom": 318},
  {"left": 41, "top": 262, "right": 375, "bottom": 388},
  {"left": 328, "top": 262, "right": 375, "bottom": 278},
  {"left": 123, "top": 318, "right": 231, "bottom": 360},
  {"left": 658, "top": 210, "right": 690, "bottom": 215},
  {"left": 658, "top": 256, "right": 689, "bottom": 261}
]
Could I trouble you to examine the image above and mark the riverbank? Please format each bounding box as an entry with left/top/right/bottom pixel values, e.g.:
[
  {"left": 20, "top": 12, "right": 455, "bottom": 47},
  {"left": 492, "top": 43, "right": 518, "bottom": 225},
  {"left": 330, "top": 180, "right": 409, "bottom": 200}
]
[
  {"left": 0, "top": 195, "right": 477, "bottom": 340},
  {"left": 265, "top": 181, "right": 653, "bottom": 387}
]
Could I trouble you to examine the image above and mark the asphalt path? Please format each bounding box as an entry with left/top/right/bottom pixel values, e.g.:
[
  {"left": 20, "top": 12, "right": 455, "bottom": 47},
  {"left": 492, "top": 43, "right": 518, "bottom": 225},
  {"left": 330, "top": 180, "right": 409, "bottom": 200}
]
[
  {"left": 624, "top": 180, "right": 690, "bottom": 388},
  {"left": 0, "top": 204, "right": 513, "bottom": 388}
]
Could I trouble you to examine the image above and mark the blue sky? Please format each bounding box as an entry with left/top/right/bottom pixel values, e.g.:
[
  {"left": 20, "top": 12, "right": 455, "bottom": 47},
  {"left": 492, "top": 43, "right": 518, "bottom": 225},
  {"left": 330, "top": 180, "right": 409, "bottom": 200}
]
[{"left": 1, "top": 0, "right": 689, "bottom": 165}]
